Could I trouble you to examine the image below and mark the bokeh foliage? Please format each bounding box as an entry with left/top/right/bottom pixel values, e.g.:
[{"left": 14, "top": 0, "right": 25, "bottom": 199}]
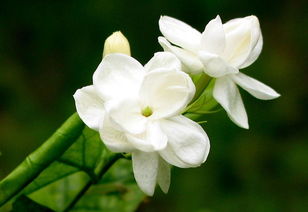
[{"left": 0, "top": 0, "right": 307, "bottom": 211}]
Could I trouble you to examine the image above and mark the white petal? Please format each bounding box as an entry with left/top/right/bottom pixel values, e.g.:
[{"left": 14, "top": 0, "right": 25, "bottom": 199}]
[
  {"left": 157, "top": 158, "right": 171, "bottom": 193},
  {"left": 159, "top": 145, "right": 191, "bottom": 168},
  {"left": 198, "top": 51, "right": 239, "bottom": 77},
  {"left": 201, "top": 15, "right": 226, "bottom": 55},
  {"left": 146, "top": 122, "right": 168, "bottom": 150},
  {"left": 108, "top": 99, "right": 147, "bottom": 134},
  {"left": 159, "top": 115, "right": 210, "bottom": 167},
  {"left": 99, "top": 115, "right": 135, "bottom": 152},
  {"left": 126, "top": 121, "right": 168, "bottom": 152},
  {"left": 159, "top": 16, "right": 202, "bottom": 51},
  {"left": 73, "top": 85, "right": 104, "bottom": 131},
  {"left": 158, "top": 37, "right": 203, "bottom": 74},
  {"left": 231, "top": 72, "right": 280, "bottom": 100},
  {"left": 213, "top": 76, "right": 249, "bottom": 129},
  {"left": 223, "top": 15, "right": 262, "bottom": 68},
  {"left": 139, "top": 69, "right": 195, "bottom": 119},
  {"left": 132, "top": 151, "right": 159, "bottom": 196},
  {"left": 93, "top": 53, "right": 145, "bottom": 101},
  {"left": 239, "top": 33, "right": 263, "bottom": 69},
  {"left": 144, "top": 52, "right": 181, "bottom": 72}
]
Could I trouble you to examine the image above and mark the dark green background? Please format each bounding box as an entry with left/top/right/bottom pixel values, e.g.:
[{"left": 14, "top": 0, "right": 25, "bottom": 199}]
[{"left": 0, "top": 0, "right": 307, "bottom": 211}]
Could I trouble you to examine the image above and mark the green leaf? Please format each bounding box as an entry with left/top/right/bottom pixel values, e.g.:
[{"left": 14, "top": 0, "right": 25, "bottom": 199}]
[
  {"left": 11, "top": 196, "right": 54, "bottom": 212},
  {"left": 16, "top": 127, "right": 114, "bottom": 210},
  {"left": 185, "top": 79, "right": 220, "bottom": 114},
  {"left": 27, "top": 171, "right": 90, "bottom": 211},
  {"left": 7, "top": 127, "right": 144, "bottom": 212},
  {"left": 72, "top": 159, "right": 145, "bottom": 212},
  {"left": 1, "top": 114, "right": 145, "bottom": 211},
  {"left": 60, "top": 127, "right": 104, "bottom": 171},
  {"left": 21, "top": 127, "right": 107, "bottom": 196},
  {"left": 0, "top": 113, "right": 85, "bottom": 206},
  {"left": 20, "top": 160, "right": 144, "bottom": 212},
  {"left": 22, "top": 162, "right": 80, "bottom": 195}
]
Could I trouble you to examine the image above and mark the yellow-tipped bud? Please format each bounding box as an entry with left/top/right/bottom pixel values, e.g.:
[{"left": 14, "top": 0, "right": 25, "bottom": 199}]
[{"left": 103, "top": 31, "right": 131, "bottom": 57}]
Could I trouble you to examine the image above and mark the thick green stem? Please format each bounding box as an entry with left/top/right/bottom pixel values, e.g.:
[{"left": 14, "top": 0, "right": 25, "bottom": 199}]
[
  {"left": 0, "top": 113, "right": 85, "bottom": 206},
  {"left": 63, "top": 154, "right": 122, "bottom": 212}
]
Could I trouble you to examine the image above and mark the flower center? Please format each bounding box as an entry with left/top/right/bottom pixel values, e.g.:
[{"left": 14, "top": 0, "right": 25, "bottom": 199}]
[{"left": 141, "top": 106, "right": 153, "bottom": 117}]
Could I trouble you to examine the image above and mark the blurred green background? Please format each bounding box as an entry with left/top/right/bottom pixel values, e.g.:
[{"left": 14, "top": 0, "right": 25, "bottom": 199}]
[{"left": 0, "top": 0, "right": 307, "bottom": 211}]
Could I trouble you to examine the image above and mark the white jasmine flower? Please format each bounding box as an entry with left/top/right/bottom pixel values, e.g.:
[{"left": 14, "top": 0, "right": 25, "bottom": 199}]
[
  {"left": 159, "top": 15, "right": 280, "bottom": 129},
  {"left": 73, "top": 52, "right": 210, "bottom": 195}
]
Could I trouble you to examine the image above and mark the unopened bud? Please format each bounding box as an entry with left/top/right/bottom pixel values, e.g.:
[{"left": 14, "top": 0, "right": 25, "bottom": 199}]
[{"left": 103, "top": 31, "right": 131, "bottom": 57}]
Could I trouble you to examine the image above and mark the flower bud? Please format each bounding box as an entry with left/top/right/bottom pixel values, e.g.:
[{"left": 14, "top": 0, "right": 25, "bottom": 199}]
[{"left": 103, "top": 31, "right": 131, "bottom": 57}]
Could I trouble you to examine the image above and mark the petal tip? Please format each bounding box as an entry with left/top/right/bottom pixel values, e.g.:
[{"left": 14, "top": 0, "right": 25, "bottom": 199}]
[
  {"left": 215, "top": 14, "right": 222, "bottom": 22},
  {"left": 159, "top": 15, "right": 172, "bottom": 25},
  {"left": 159, "top": 15, "right": 167, "bottom": 20},
  {"left": 267, "top": 92, "right": 281, "bottom": 100},
  {"left": 235, "top": 120, "right": 249, "bottom": 129},
  {"left": 239, "top": 118, "right": 250, "bottom": 129},
  {"left": 272, "top": 90, "right": 281, "bottom": 98},
  {"left": 247, "top": 15, "right": 260, "bottom": 27},
  {"left": 143, "top": 188, "right": 155, "bottom": 196},
  {"left": 236, "top": 118, "right": 249, "bottom": 129},
  {"left": 158, "top": 36, "right": 169, "bottom": 46},
  {"left": 72, "top": 89, "right": 79, "bottom": 99},
  {"left": 249, "top": 15, "right": 259, "bottom": 21},
  {"left": 160, "top": 186, "right": 169, "bottom": 194}
]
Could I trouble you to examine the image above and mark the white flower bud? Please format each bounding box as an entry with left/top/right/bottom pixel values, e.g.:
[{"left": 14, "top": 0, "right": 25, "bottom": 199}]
[{"left": 103, "top": 31, "right": 131, "bottom": 57}]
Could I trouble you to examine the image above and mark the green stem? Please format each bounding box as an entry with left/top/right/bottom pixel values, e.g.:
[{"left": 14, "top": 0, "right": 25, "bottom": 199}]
[
  {"left": 63, "top": 154, "right": 122, "bottom": 212},
  {"left": 0, "top": 113, "right": 85, "bottom": 206}
]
